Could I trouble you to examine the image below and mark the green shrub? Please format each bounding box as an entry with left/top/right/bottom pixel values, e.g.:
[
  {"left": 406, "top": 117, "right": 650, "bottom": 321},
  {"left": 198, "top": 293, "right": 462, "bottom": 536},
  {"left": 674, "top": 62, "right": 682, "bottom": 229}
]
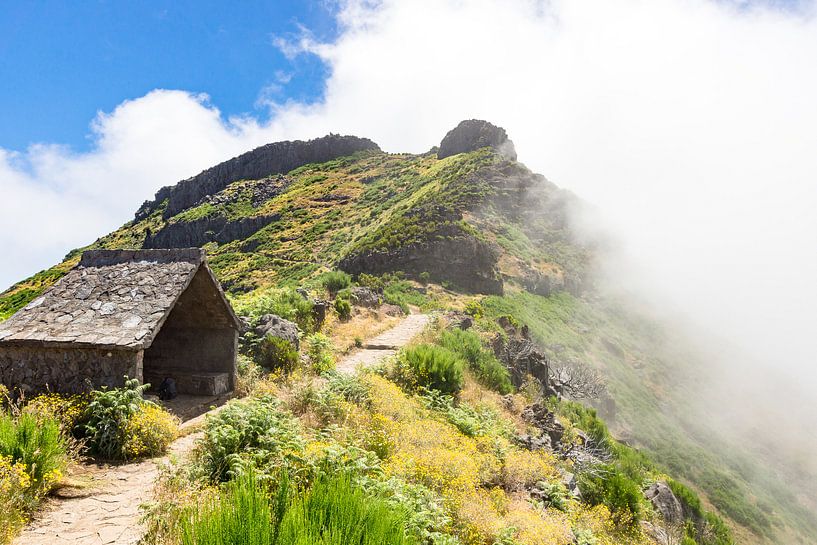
[
  {"left": 305, "top": 333, "right": 335, "bottom": 374},
  {"left": 257, "top": 336, "right": 300, "bottom": 373},
  {"left": 578, "top": 465, "right": 642, "bottom": 526},
  {"left": 234, "top": 289, "right": 315, "bottom": 333},
  {"left": 420, "top": 390, "right": 511, "bottom": 439},
  {"left": 334, "top": 297, "right": 352, "bottom": 320},
  {"left": 277, "top": 473, "right": 415, "bottom": 545},
  {"left": 438, "top": 329, "right": 512, "bottom": 394},
  {"left": 395, "top": 344, "right": 465, "bottom": 395},
  {"left": 464, "top": 300, "right": 483, "bottom": 318},
  {"left": 0, "top": 412, "right": 66, "bottom": 491},
  {"left": 419, "top": 271, "right": 431, "bottom": 285},
  {"left": 383, "top": 280, "right": 430, "bottom": 314},
  {"left": 182, "top": 471, "right": 275, "bottom": 545},
  {"left": 196, "top": 396, "right": 305, "bottom": 483},
  {"left": 77, "top": 377, "right": 146, "bottom": 460},
  {"left": 319, "top": 271, "right": 352, "bottom": 294},
  {"left": 534, "top": 481, "right": 569, "bottom": 511},
  {"left": 572, "top": 528, "right": 597, "bottom": 545},
  {"left": 356, "top": 273, "right": 386, "bottom": 292},
  {"left": 667, "top": 478, "right": 703, "bottom": 519}
]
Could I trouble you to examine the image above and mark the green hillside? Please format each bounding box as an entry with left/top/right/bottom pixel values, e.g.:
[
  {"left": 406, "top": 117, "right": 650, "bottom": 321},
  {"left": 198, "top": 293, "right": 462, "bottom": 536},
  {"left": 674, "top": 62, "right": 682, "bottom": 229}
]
[{"left": 1, "top": 121, "right": 814, "bottom": 545}]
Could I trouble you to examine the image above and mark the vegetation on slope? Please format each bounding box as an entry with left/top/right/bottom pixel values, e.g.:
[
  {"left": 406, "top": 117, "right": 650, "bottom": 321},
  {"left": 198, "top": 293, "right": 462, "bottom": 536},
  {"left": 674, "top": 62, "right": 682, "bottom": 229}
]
[{"left": 0, "top": 139, "right": 809, "bottom": 544}]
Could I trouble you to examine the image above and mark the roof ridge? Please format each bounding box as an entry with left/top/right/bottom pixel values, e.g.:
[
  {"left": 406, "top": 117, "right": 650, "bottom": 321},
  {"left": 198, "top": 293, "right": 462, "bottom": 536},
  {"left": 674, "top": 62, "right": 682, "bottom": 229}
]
[{"left": 79, "top": 248, "right": 205, "bottom": 268}]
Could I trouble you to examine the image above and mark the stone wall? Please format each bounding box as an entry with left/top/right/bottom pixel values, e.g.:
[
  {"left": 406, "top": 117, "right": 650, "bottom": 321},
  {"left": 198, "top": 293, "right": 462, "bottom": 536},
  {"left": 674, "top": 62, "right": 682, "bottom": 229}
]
[{"left": 0, "top": 345, "right": 142, "bottom": 394}]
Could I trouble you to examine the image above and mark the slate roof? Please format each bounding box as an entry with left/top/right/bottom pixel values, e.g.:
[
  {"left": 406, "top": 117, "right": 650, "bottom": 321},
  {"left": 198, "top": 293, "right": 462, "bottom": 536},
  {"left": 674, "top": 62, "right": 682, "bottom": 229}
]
[{"left": 0, "top": 249, "right": 239, "bottom": 350}]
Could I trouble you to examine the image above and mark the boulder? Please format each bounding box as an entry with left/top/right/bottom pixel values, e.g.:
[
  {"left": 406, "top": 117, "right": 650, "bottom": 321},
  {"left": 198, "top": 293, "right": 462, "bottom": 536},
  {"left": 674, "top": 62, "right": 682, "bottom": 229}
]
[
  {"left": 312, "top": 299, "right": 329, "bottom": 329},
  {"left": 515, "top": 433, "right": 552, "bottom": 452},
  {"left": 645, "top": 482, "right": 684, "bottom": 525},
  {"left": 381, "top": 304, "right": 405, "bottom": 317},
  {"left": 350, "top": 287, "right": 380, "bottom": 308},
  {"left": 437, "top": 119, "right": 517, "bottom": 160},
  {"left": 254, "top": 314, "right": 300, "bottom": 350},
  {"left": 522, "top": 403, "right": 566, "bottom": 446},
  {"left": 444, "top": 311, "right": 474, "bottom": 330},
  {"left": 559, "top": 469, "right": 581, "bottom": 499}
]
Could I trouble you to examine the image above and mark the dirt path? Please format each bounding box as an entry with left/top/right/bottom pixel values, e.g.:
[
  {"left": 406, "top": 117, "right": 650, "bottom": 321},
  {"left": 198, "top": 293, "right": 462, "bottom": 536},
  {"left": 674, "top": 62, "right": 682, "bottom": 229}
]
[
  {"left": 15, "top": 313, "right": 430, "bottom": 545},
  {"left": 336, "top": 312, "right": 430, "bottom": 374},
  {"left": 14, "top": 416, "right": 210, "bottom": 545}
]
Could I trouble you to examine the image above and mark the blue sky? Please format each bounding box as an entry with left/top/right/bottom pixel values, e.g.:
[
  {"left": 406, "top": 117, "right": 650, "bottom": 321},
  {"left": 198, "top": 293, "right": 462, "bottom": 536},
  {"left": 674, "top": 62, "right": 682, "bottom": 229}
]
[{"left": 0, "top": 1, "right": 335, "bottom": 152}]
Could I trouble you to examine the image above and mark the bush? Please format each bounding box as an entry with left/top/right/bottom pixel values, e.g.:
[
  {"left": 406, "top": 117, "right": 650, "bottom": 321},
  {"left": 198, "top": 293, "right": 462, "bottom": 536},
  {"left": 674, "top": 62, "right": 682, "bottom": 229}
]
[
  {"left": 23, "top": 393, "right": 89, "bottom": 435},
  {"left": 395, "top": 344, "right": 465, "bottom": 395},
  {"left": 334, "top": 297, "right": 352, "bottom": 320},
  {"left": 438, "top": 329, "right": 512, "bottom": 394},
  {"left": 0, "top": 454, "right": 29, "bottom": 543},
  {"left": 196, "top": 396, "right": 305, "bottom": 483},
  {"left": 419, "top": 271, "right": 431, "bottom": 285},
  {"left": 235, "top": 289, "right": 315, "bottom": 333},
  {"left": 383, "top": 281, "right": 430, "bottom": 314},
  {"left": 306, "top": 333, "right": 335, "bottom": 374},
  {"left": 464, "top": 300, "right": 483, "bottom": 319},
  {"left": 0, "top": 412, "right": 65, "bottom": 492},
  {"left": 257, "top": 336, "right": 300, "bottom": 373},
  {"left": 277, "top": 473, "right": 415, "bottom": 545},
  {"left": 356, "top": 273, "right": 386, "bottom": 292},
  {"left": 77, "top": 378, "right": 176, "bottom": 460},
  {"left": 123, "top": 404, "right": 179, "bottom": 459},
  {"left": 420, "top": 390, "right": 511, "bottom": 439},
  {"left": 578, "top": 465, "right": 642, "bottom": 526},
  {"left": 319, "top": 271, "right": 352, "bottom": 294}
]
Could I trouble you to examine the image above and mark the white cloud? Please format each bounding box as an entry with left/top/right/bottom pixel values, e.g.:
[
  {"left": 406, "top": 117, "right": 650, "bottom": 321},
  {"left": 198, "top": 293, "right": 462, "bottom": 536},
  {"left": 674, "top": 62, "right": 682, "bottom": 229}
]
[{"left": 2, "top": 0, "right": 816, "bottom": 452}]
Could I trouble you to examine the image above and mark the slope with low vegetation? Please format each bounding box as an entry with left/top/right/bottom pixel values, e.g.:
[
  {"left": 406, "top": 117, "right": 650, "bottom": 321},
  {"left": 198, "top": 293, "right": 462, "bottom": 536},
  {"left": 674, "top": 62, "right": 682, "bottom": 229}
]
[{"left": 1, "top": 120, "right": 813, "bottom": 544}]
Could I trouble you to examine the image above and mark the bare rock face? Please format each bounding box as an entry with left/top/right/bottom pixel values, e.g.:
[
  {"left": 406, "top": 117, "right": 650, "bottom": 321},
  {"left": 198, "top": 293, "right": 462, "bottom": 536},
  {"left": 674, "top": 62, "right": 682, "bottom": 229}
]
[
  {"left": 437, "top": 119, "right": 517, "bottom": 160},
  {"left": 144, "top": 214, "right": 280, "bottom": 249},
  {"left": 645, "top": 482, "right": 685, "bottom": 525},
  {"left": 135, "top": 134, "right": 380, "bottom": 221},
  {"left": 340, "top": 233, "right": 503, "bottom": 295}
]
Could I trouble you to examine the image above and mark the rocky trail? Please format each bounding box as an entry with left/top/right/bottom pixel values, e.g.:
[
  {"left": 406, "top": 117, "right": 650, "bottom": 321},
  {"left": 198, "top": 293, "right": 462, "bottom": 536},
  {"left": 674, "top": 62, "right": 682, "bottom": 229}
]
[
  {"left": 14, "top": 312, "right": 430, "bottom": 545},
  {"left": 335, "top": 312, "right": 430, "bottom": 374}
]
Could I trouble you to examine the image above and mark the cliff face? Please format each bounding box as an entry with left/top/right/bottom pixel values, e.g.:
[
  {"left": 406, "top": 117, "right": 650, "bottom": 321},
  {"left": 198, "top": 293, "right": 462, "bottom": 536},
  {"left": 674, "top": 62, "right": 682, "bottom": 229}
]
[{"left": 135, "top": 134, "right": 380, "bottom": 221}]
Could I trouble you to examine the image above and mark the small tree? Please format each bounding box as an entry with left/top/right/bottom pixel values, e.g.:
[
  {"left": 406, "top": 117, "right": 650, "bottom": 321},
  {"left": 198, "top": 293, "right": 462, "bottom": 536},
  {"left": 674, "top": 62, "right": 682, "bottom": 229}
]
[{"left": 550, "top": 360, "right": 607, "bottom": 400}]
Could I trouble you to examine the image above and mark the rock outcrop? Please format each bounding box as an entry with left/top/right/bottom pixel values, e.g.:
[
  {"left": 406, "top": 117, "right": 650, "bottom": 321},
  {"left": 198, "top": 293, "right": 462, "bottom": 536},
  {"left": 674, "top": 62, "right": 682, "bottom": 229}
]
[
  {"left": 253, "top": 314, "right": 300, "bottom": 350},
  {"left": 340, "top": 233, "right": 503, "bottom": 294},
  {"left": 350, "top": 287, "right": 380, "bottom": 308},
  {"left": 645, "top": 482, "right": 685, "bottom": 525},
  {"left": 437, "top": 119, "right": 517, "bottom": 160},
  {"left": 135, "top": 134, "right": 380, "bottom": 221},
  {"left": 144, "top": 214, "right": 280, "bottom": 249}
]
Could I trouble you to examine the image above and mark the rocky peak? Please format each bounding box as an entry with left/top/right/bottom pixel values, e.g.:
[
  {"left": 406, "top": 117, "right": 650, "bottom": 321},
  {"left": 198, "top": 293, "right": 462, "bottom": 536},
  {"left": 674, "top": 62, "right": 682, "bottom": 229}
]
[
  {"left": 135, "top": 134, "right": 380, "bottom": 221},
  {"left": 437, "top": 119, "right": 517, "bottom": 160}
]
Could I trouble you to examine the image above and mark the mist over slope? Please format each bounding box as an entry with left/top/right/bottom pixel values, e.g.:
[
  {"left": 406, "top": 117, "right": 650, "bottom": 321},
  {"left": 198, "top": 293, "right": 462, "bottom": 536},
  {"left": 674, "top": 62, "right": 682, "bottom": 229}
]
[{"left": 2, "top": 120, "right": 815, "bottom": 543}]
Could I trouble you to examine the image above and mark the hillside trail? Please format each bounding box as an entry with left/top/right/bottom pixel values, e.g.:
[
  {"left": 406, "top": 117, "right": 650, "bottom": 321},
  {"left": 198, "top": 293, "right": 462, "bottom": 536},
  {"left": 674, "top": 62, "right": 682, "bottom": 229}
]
[
  {"left": 14, "top": 311, "right": 430, "bottom": 545},
  {"left": 335, "top": 312, "right": 430, "bottom": 374}
]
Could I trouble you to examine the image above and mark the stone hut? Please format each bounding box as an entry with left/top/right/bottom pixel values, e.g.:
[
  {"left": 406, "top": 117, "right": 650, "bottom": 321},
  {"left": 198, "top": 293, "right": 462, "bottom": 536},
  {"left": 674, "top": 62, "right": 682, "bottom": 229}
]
[{"left": 0, "top": 248, "right": 241, "bottom": 396}]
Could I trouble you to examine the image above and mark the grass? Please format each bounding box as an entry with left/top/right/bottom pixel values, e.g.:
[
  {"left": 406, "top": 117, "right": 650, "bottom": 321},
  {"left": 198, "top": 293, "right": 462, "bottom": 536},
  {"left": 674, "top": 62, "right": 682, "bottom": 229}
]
[
  {"left": 181, "top": 470, "right": 416, "bottom": 545},
  {"left": 0, "top": 412, "right": 66, "bottom": 489},
  {"left": 278, "top": 473, "right": 415, "bottom": 545}
]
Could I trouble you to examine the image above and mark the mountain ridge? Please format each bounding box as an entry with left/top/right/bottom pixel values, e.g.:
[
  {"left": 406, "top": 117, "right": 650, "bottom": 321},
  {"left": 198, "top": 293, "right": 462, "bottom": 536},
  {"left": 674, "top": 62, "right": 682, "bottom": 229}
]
[{"left": 1, "top": 119, "right": 815, "bottom": 545}]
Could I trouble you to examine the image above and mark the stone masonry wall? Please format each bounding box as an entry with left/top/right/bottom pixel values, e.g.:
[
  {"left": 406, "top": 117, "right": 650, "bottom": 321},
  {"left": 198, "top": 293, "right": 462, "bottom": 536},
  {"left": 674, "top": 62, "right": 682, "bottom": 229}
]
[{"left": 0, "top": 345, "right": 143, "bottom": 394}]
